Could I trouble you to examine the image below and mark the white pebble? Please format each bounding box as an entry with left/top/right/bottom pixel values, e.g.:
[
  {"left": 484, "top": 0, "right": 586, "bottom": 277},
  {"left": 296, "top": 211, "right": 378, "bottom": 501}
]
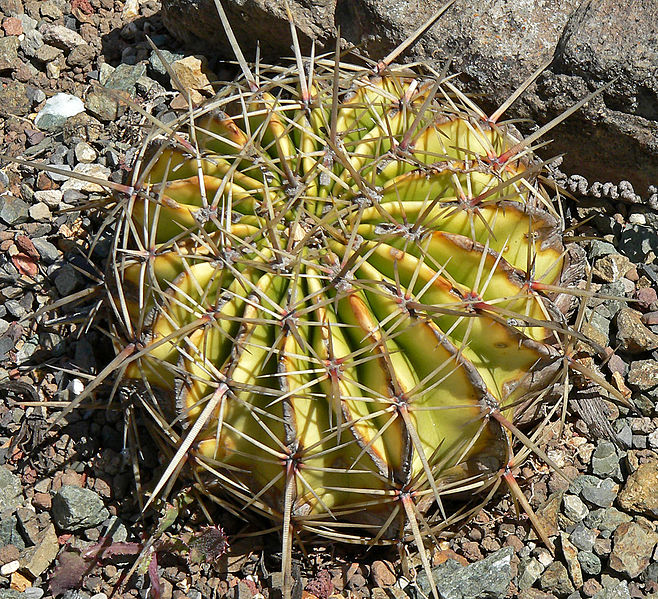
[
  {"left": 648, "top": 429, "right": 658, "bottom": 450},
  {"left": 75, "top": 141, "right": 97, "bottom": 164},
  {"left": 34, "top": 93, "right": 84, "bottom": 128},
  {"left": 33, "top": 190, "right": 63, "bottom": 207},
  {"left": 0, "top": 560, "right": 20, "bottom": 576},
  {"left": 628, "top": 213, "right": 646, "bottom": 225},
  {"left": 29, "top": 202, "right": 51, "bottom": 221},
  {"left": 563, "top": 494, "right": 589, "bottom": 521}
]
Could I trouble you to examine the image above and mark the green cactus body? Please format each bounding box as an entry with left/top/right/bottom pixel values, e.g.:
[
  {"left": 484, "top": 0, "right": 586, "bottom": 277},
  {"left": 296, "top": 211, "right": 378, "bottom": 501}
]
[{"left": 114, "top": 64, "right": 568, "bottom": 543}]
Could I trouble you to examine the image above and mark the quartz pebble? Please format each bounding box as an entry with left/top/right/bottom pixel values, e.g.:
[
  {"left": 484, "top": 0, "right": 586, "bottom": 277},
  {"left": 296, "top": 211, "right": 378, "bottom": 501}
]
[{"left": 34, "top": 93, "right": 85, "bottom": 130}]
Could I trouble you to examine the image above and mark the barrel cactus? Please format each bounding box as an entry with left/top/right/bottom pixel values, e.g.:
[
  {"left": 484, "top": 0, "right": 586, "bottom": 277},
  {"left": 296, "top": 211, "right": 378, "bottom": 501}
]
[{"left": 62, "top": 6, "right": 612, "bottom": 598}]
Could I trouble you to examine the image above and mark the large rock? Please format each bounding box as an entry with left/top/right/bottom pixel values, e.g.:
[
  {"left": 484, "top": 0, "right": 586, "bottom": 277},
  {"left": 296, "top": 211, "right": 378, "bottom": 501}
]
[{"left": 161, "top": 0, "right": 658, "bottom": 195}]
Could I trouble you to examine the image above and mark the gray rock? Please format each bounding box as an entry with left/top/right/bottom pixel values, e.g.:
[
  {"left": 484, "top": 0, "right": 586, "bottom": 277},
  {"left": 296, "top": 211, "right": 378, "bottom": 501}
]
[
  {"left": 0, "top": 515, "right": 26, "bottom": 550},
  {"left": 517, "top": 557, "right": 544, "bottom": 591},
  {"left": 53, "top": 264, "right": 80, "bottom": 296},
  {"left": 579, "top": 476, "right": 619, "bottom": 508},
  {"left": 23, "top": 588, "right": 45, "bottom": 599},
  {"left": 416, "top": 546, "right": 514, "bottom": 599},
  {"left": 591, "top": 440, "right": 622, "bottom": 480},
  {"left": 161, "top": 0, "right": 658, "bottom": 194},
  {"left": 20, "top": 29, "right": 44, "bottom": 57},
  {"left": 597, "top": 281, "right": 628, "bottom": 318},
  {"left": 51, "top": 485, "right": 109, "bottom": 531},
  {"left": 578, "top": 550, "right": 602, "bottom": 576},
  {"left": 570, "top": 523, "right": 597, "bottom": 552},
  {"left": 148, "top": 49, "right": 184, "bottom": 76},
  {"left": 584, "top": 507, "right": 632, "bottom": 534},
  {"left": 31, "top": 237, "right": 59, "bottom": 263},
  {"left": 0, "top": 591, "right": 24, "bottom": 599},
  {"left": 0, "top": 467, "right": 22, "bottom": 512},
  {"left": 0, "top": 196, "right": 29, "bottom": 226},
  {"left": 589, "top": 240, "right": 617, "bottom": 260},
  {"left": 105, "top": 63, "right": 147, "bottom": 93}
]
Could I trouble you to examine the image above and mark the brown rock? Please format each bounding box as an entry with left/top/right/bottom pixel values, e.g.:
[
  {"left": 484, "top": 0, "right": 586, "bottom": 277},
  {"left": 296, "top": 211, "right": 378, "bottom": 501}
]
[
  {"left": 67, "top": 43, "right": 97, "bottom": 67},
  {"left": 627, "top": 360, "right": 658, "bottom": 390},
  {"left": 609, "top": 519, "right": 658, "bottom": 578},
  {"left": 370, "top": 560, "right": 396, "bottom": 588},
  {"left": 593, "top": 254, "right": 632, "bottom": 283},
  {"left": 0, "top": 37, "right": 20, "bottom": 72},
  {"left": 581, "top": 578, "right": 602, "bottom": 598},
  {"left": 32, "top": 492, "right": 52, "bottom": 510},
  {"left": 636, "top": 286, "right": 658, "bottom": 309},
  {"left": 433, "top": 549, "right": 468, "bottom": 567},
  {"left": 20, "top": 524, "right": 60, "bottom": 578},
  {"left": 617, "top": 459, "right": 658, "bottom": 516},
  {"left": 615, "top": 307, "right": 658, "bottom": 353},
  {"left": 0, "top": 81, "right": 31, "bottom": 116},
  {"left": 171, "top": 55, "right": 215, "bottom": 88},
  {"left": 0, "top": 544, "right": 20, "bottom": 566},
  {"left": 560, "top": 533, "right": 583, "bottom": 589}
]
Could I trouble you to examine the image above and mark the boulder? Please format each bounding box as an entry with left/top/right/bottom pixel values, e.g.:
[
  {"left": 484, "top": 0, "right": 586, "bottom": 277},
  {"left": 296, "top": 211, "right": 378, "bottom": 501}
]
[{"left": 160, "top": 0, "right": 658, "bottom": 195}]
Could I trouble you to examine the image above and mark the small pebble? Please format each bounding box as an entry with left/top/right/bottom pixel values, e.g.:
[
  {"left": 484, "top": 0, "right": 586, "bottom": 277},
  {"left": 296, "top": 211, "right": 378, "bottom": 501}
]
[
  {"left": 563, "top": 494, "right": 589, "bottom": 522},
  {"left": 0, "top": 559, "right": 20, "bottom": 575},
  {"left": 29, "top": 202, "right": 52, "bottom": 221},
  {"left": 34, "top": 93, "right": 85, "bottom": 130},
  {"left": 570, "top": 523, "right": 597, "bottom": 552},
  {"left": 578, "top": 551, "right": 602, "bottom": 576},
  {"left": 74, "top": 141, "right": 97, "bottom": 163}
]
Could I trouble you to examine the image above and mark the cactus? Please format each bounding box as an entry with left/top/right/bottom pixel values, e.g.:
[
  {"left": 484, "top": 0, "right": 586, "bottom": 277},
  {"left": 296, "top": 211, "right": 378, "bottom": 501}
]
[
  {"left": 1, "top": 5, "right": 623, "bottom": 599},
  {"left": 111, "top": 47, "right": 578, "bottom": 595}
]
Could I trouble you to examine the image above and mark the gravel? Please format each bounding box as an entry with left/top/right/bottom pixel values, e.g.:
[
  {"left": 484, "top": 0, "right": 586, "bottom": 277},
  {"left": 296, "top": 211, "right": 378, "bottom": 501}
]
[
  {"left": 0, "top": 0, "right": 657, "bottom": 598},
  {"left": 51, "top": 485, "right": 110, "bottom": 531}
]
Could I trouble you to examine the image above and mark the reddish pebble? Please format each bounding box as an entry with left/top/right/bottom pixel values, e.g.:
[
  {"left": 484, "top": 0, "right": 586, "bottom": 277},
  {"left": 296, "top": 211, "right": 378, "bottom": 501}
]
[
  {"left": 625, "top": 266, "right": 639, "bottom": 281},
  {"left": 11, "top": 253, "right": 38, "bottom": 278},
  {"left": 642, "top": 311, "right": 658, "bottom": 325},
  {"left": 607, "top": 353, "right": 628, "bottom": 376},
  {"left": 32, "top": 492, "right": 52, "bottom": 511},
  {"left": 36, "top": 172, "right": 55, "bottom": 191},
  {"left": 15, "top": 235, "right": 39, "bottom": 258},
  {"left": 636, "top": 286, "right": 658, "bottom": 308},
  {"left": 2, "top": 17, "right": 23, "bottom": 36},
  {"left": 72, "top": 0, "right": 94, "bottom": 14}
]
